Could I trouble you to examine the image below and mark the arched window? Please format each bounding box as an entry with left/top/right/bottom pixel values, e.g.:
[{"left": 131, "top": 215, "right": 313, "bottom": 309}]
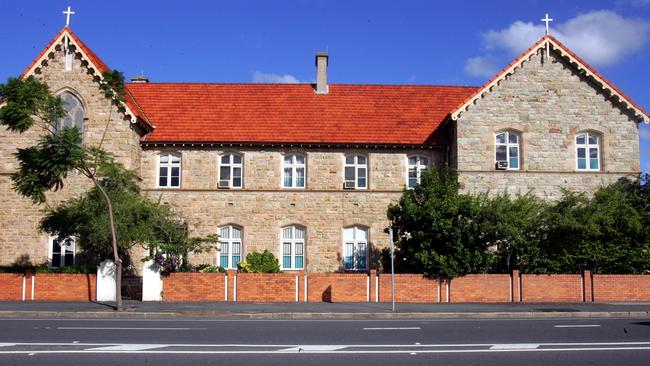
[
  {"left": 57, "top": 91, "right": 84, "bottom": 141},
  {"left": 49, "top": 236, "right": 75, "bottom": 268},
  {"left": 281, "top": 226, "right": 305, "bottom": 269},
  {"left": 282, "top": 154, "right": 306, "bottom": 188},
  {"left": 157, "top": 153, "right": 181, "bottom": 188},
  {"left": 219, "top": 153, "right": 243, "bottom": 188},
  {"left": 219, "top": 225, "right": 242, "bottom": 269},
  {"left": 576, "top": 132, "right": 601, "bottom": 171},
  {"left": 407, "top": 155, "right": 429, "bottom": 188},
  {"left": 344, "top": 155, "right": 367, "bottom": 189},
  {"left": 343, "top": 226, "right": 368, "bottom": 271},
  {"left": 495, "top": 131, "right": 520, "bottom": 170}
]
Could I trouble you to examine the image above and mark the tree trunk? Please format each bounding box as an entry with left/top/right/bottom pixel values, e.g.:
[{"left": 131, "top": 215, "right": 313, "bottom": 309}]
[{"left": 93, "top": 179, "right": 123, "bottom": 311}]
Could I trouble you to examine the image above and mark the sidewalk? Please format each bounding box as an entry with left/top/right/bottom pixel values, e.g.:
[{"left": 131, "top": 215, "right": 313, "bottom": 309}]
[{"left": 0, "top": 301, "right": 649, "bottom": 319}]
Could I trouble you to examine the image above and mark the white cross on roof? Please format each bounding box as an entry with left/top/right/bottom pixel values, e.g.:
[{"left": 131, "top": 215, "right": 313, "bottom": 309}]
[
  {"left": 541, "top": 13, "right": 553, "bottom": 35},
  {"left": 63, "top": 6, "right": 75, "bottom": 27}
]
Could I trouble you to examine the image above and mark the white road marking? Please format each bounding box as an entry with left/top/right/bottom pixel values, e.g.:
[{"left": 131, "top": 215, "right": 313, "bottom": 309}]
[
  {"left": 554, "top": 325, "right": 601, "bottom": 328},
  {"left": 86, "top": 345, "right": 164, "bottom": 351},
  {"left": 1, "top": 347, "right": 650, "bottom": 354},
  {"left": 278, "top": 345, "right": 346, "bottom": 352},
  {"left": 0, "top": 343, "right": 15, "bottom": 347},
  {"left": 363, "top": 327, "right": 421, "bottom": 330},
  {"left": 490, "top": 344, "right": 539, "bottom": 350},
  {"left": 57, "top": 327, "right": 204, "bottom": 331}
]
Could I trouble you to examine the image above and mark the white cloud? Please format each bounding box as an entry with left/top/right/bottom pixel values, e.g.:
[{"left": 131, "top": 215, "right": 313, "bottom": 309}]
[
  {"left": 251, "top": 71, "right": 301, "bottom": 84},
  {"left": 465, "top": 10, "right": 650, "bottom": 76},
  {"left": 464, "top": 56, "right": 501, "bottom": 77}
]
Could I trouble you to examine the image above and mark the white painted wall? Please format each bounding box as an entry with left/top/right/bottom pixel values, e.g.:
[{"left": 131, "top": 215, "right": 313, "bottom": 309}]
[
  {"left": 142, "top": 260, "right": 163, "bottom": 301},
  {"left": 96, "top": 260, "right": 116, "bottom": 302}
]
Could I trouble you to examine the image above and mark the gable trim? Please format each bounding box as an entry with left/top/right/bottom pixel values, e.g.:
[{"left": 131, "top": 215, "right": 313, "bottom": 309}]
[
  {"left": 21, "top": 27, "right": 154, "bottom": 132},
  {"left": 451, "top": 36, "right": 649, "bottom": 123}
]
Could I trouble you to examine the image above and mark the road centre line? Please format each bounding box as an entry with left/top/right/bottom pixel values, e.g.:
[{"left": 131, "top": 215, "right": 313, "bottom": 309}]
[
  {"left": 363, "top": 327, "right": 421, "bottom": 330},
  {"left": 3, "top": 347, "right": 650, "bottom": 355},
  {"left": 554, "top": 325, "right": 601, "bottom": 328},
  {"left": 57, "top": 327, "right": 205, "bottom": 331}
]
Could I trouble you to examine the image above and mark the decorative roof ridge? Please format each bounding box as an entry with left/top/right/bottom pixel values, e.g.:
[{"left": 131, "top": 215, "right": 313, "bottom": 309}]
[
  {"left": 126, "top": 82, "right": 480, "bottom": 88},
  {"left": 451, "top": 35, "right": 649, "bottom": 123}
]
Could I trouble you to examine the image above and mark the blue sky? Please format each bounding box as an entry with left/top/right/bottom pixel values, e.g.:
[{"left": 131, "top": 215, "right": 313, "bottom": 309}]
[{"left": 1, "top": 0, "right": 648, "bottom": 171}]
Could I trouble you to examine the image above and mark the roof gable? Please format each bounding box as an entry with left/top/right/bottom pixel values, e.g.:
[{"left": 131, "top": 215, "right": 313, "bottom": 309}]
[
  {"left": 22, "top": 27, "right": 152, "bottom": 130},
  {"left": 451, "top": 35, "right": 649, "bottom": 123}
]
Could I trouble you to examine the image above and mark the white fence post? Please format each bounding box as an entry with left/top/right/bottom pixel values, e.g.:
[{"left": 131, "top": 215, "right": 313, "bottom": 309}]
[
  {"left": 142, "top": 260, "right": 163, "bottom": 301},
  {"left": 96, "top": 260, "right": 117, "bottom": 302}
]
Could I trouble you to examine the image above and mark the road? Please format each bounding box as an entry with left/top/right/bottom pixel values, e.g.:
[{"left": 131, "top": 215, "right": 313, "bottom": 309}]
[{"left": 0, "top": 317, "right": 649, "bottom": 365}]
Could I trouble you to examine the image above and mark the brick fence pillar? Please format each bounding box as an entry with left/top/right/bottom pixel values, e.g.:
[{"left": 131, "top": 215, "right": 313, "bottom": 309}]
[
  {"left": 227, "top": 269, "right": 237, "bottom": 302},
  {"left": 583, "top": 270, "right": 593, "bottom": 303},
  {"left": 369, "top": 269, "right": 377, "bottom": 302},
  {"left": 512, "top": 270, "right": 521, "bottom": 302}
]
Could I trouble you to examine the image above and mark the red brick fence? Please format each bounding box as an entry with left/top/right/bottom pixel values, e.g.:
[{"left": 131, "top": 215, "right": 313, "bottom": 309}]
[
  {"left": 0, "top": 273, "right": 96, "bottom": 301},
  {"left": 161, "top": 270, "right": 650, "bottom": 303},
  {"left": 1, "top": 270, "right": 650, "bottom": 303}
]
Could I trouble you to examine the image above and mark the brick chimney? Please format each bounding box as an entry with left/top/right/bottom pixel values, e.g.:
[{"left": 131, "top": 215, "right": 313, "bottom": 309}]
[{"left": 315, "top": 51, "right": 329, "bottom": 94}]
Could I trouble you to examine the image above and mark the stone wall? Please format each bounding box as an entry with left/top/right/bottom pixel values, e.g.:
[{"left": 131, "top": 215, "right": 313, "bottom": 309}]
[
  {"left": 455, "top": 48, "right": 640, "bottom": 199},
  {"left": 139, "top": 148, "right": 439, "bottom": 272},
  {"left": 0, "top": 42, "right": 142, "bottom": 267}
]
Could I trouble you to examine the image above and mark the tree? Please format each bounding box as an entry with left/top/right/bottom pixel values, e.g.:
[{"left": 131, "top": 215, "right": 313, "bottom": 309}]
[
  {"left": 476, "top": 192, "right": 546, "bottom": 273},
  {"left": 387, "top": 167, "right": 494, "bottom": 278},
  {"left": 0, "top": 73, "right": 131, "bottom": 310},
  {"left": 39, "top": 162, "right": 217, "bottom": 276},
  {"left": 534, "top": 179, "right": 650, "bottom": 274}
]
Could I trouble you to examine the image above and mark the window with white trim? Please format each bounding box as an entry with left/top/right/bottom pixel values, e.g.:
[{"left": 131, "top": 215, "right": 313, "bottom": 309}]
[
  {"left": 343, "top": 226, "right": 368, "bottom": 270},
  {"left": 281, "top": 226, "right": 305, "bottom": 270},
  {"left": 576, "top": 132, "right": 600, "bottom": 171},
  {"left": 407, "top": 155, "right": 429, "bottom": 188},
  {"left": 49, "top": 236, "right": 75, "bottom": 268},
  {"left": 219, "top": 226, "right": 242, "bottom": 269},
  {"left": 65, "top": 50, "right": 74, "bottom": 71},
  {"left": 157, "top": 153, "right": 181, "bottom": 188},
  {"left": 344, "top": 155, "right": 367, "bottom": 189},
  {"left": 219, "top": 154, "right": 243, "bottom": 188},
  {"left": 283, "top": 154, "right": 306, "bottom": 188},
  {"left": 56, "top": 92, "right": 84, "bottom": 141},
  {"left": 495, "top": 131, "right": 520, "bottom": 170}
]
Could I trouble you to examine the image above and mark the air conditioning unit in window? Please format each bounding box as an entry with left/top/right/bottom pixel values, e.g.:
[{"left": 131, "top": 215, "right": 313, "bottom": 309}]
[
  {"left": 218, "top": 180, "right": 230, "bottom": 189},
  {"left": 495, "top": 161, "right": 508, "bottom": 170},
  {"left": 343, "top": 180, "right": 356, "bottom": 189}
]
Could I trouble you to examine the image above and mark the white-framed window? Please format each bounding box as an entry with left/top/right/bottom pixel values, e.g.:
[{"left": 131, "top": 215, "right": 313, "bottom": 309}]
[
  {"left": 219, "top": 154, "right": 243, "bottom": 188},
  {"left": 283, "top": 154, "right": 306, "bottom": 188},
  {"left": 157, "top": 153, "right": 181, "bottom": 188},
  {"left": 495, "top": 131, "right": 520, "bottom": 170},
  {"left": 56, "top": 91, "right": 84, "bottom": 141},
  {"left": 576, "top": 132, "right": 600, "bottom": 171},
  {"left": 281, "top": 226, "right": 305, "bottom": 270},
  {"left": 343, "top": 226, "right": 368, "bottom": 271},
  {"left": 344, "top": 155, "right": 367, "bottom": 189},
  {"left": 48, "top": 236, "right": 75, "bottom": 268},
  {"left": 65, "top": 50, "right": 74, "bottom": 71},
  {"left": 407, "top": 155, "right": 429, "bottom": 188},
  {"left": 219, "top": 225, "right": 242, "bottom": 269}
]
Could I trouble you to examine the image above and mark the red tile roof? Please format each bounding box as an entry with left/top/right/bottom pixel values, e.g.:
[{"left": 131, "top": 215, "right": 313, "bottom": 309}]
[{"left": 128, "top": 83, "right": 478, "bottom": 145}]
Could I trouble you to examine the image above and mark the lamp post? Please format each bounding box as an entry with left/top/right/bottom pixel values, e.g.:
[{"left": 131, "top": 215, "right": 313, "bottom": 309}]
[{"left": 389, "top": 227, "right": 395, "bottom": 312}]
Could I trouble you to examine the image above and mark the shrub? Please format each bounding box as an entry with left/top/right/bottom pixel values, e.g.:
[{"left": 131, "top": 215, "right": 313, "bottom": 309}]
[{"left": 238, "top": 250, "right": 281, "bottom": 273}]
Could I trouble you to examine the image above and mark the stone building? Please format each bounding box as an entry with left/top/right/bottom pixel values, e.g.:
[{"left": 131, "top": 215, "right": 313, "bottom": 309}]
[{"left": 0, "top": 27, "right": 647, "bottom": 272}]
